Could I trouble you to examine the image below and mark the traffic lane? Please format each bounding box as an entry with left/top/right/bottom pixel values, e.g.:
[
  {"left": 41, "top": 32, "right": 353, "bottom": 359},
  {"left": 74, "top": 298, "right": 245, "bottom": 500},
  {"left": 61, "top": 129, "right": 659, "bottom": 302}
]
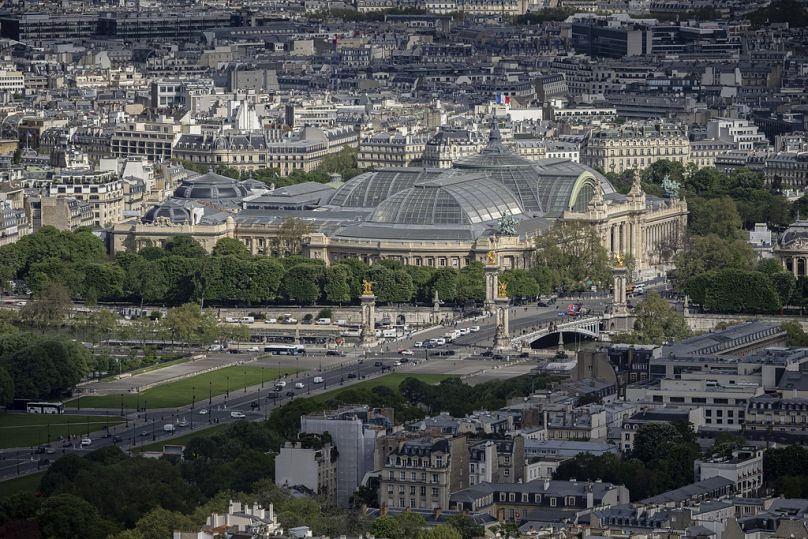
[{"left": 0, "top": 358, "right": 430, "bottom": 480}]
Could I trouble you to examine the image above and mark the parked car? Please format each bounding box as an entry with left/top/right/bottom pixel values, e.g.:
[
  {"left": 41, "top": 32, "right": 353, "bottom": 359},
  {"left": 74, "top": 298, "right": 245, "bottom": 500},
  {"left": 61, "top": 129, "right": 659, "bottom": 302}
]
[
  {"left": 413, "top": 341, "right": 423, "bottom": 348},
  {"left": 326, "top": 350, "right": 341, "bottom": 356}
]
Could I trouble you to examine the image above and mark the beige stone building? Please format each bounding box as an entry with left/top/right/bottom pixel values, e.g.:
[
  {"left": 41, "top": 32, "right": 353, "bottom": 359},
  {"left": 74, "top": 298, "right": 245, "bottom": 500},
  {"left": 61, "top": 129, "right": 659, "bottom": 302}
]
[
  {"left": 774, "top": 220, "right": 808, "bottom": 278},
  {"left": 110, "top": 119, "right": 184, "bottom": 162},
  {"left": 47, "top": 170, "right": 125, "bottom": 227},
  {"left": 357, "top": 133, "right": 428, "bottom": 169},
  {"left": 40, "top": 197, "right": 94, "bottom": 230},
  {"left": 111, "top": 130, "right": 687, "bottom": 280},
  {"left": 583, "top": 122, "right": 690, "bottom": 175}
]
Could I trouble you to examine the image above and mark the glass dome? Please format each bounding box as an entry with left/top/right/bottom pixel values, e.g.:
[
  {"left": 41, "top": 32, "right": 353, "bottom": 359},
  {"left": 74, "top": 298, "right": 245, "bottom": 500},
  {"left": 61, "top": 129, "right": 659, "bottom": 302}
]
[
  {"left": 329, "top": 169, "right": 443, "bottom": 208},
  {"left": 781, "top": 220, "right": 808, "bottom": 247},
  {"left": 173, "top": 171, "right": 249, "bottom": 200},
  {"left": 370, "top": 175, "right": 522, "bottom": 226},
  {"left": 142, "top": 202, "right": 191, "bottom": 224}
]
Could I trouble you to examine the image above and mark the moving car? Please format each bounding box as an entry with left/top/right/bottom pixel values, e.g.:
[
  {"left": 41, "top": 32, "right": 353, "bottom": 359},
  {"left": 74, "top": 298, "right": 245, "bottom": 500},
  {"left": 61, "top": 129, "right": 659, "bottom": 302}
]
[
  {"left": 374, "top": 361, "right": 383, "bottom": 367},
  {"left": 176, "top": 419, "right": 189, "bottom": 428},
  {"left": 313, "top": 376, "right": 324, "bottom": 384},
  {"left": 399, "top": 349, "right": 414, "bottom": 356},
  {"left": 275, "top": 381, "right": 287, "bottom": 389},
  {"left": 198, "top": 408, "right": 208, "bottom": 415},
  {"left": 393, "top": 361, "right": 401, "bottom": 366},
  {"left": 286, "top": 391, "right": 296, "bottom": 397},
  {"left": 80, "top": 438, "right": 92, "bottom": 447},
  {"left": 413, "top": 341, "right": 423, "bottom": 348},
  {"left": 230, "top": 411, "right": 246, "bottom": 419},
  {"left": 294, "top": 382, "right": 305, "bottom": 389},
  {"left": 163, "top": 424, "right": 176, "bottom": 433},
  {"left": 470, "top": 326, "right": 480, "bottom": 332},
  {"left": 347, "top": 373, "right": 357, "bottom": 379}
]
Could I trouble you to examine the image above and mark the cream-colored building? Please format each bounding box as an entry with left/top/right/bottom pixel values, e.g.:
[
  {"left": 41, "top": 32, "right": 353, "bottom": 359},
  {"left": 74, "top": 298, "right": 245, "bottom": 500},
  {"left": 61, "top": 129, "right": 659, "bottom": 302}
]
[
  {"left": 112, "top": 130, "right": 686, "bottom": 280},
  {"left": 357, "top": 133, "right": 428, "bottom": 169},
  {"left": 583, "top": 122, "right": 690, "bottom": 175},
  {"left": 110, "top": 119, "right": 184, "bottom": 163},
  {"left": 47, "top": 170, "right": 125, "bottom": 227},
  {"left": 774, "top": 220, "right": 808, "bottom": 278}
]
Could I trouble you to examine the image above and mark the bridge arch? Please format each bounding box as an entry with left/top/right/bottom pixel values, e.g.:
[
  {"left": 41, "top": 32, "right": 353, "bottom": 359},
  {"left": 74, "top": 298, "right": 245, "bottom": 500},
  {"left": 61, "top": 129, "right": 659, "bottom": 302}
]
[{"left": 528, "top": 329, "right": 599, "bottom": 349}]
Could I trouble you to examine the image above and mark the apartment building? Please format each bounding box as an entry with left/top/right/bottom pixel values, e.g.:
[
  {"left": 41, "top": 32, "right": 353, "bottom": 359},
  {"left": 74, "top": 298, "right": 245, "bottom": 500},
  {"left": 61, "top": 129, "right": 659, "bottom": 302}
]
[
  {"left": 274, "top": 441, "right": 338, "bottom": 505},
  {"left": 627, "top": 378, "right": 762, "bottom": 431},
  {"left": 47, "top": 170, "right": 124, "bottom": 227},
  {"left": 706, "top": 118, "right": 769, "bottom": 151},
  {"left": 764, "top": 152, "right": 808, "bottom": 190},
  {"left": 300, "top": 406, "right": 385, "bottom": 506},
  {"left": 173, "top": 132, "right": 268, "bottom": 173},
  {"left": 423, "top": 129, "right": 486, "bottom": 168},
  {"left": 693, "top": 448, "right": 763, "bottom": 498},
  {"left": 583, "top": 122, "right": 690, "bottom": 174},
  {"left": 450, "top": 479, "right": 630, "bottom": 520},
  {"left": 620, "top": 408, "right": 703, "bottom": 453},
  {"left": 357, "top": 133, "right": 429, "bottom": 169},
  {"left": 378, "top": 436, "right": 469, "bottom": 511},
  {"left": 39, "top": 196, "right": 94, "bottom": 231},
  {"left": 111, "top": 119, "right": 184, "bottom": 162},
  {"left": 266, "top": 126, "right": 359, "bottom": 176}
]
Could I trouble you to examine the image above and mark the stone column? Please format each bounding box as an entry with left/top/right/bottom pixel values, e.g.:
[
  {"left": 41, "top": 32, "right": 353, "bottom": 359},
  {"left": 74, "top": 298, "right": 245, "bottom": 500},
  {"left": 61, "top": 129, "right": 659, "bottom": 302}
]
[
  {"left": 793, "top": 257, "right": 799, "bottom": 278},
  {"left": 612, "top": 264, "right": 628, "bottom": 315},
  {"left": 484, "top": 252, "right": 499, "bottom": 313},
  {"left": 360, "top": 285, "right": 378, "bottom": 348},
  {"left": 493, "top": 292, "right": 511, "bottom": 351}
]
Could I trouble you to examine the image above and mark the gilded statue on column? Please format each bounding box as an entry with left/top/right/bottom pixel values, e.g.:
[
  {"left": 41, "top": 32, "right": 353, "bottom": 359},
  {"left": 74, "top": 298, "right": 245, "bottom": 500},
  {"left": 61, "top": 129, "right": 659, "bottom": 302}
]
[
  {"left": 486, "top": 250, "right": 496, "bottom": 266},
  {"left": 497, "top": 281, "right": 508, "bottom": 298},
  {"left": 614, "top": 253, "right": 624, "bottom": 268},
  {"left": 362, "top": 279, "right": 373, "bottom": 295}
]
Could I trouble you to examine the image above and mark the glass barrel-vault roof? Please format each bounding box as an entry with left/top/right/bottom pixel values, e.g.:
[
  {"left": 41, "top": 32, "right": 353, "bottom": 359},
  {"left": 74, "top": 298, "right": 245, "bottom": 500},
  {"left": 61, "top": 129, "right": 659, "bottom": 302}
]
[
  {"left": 370, "top": 175, "right": 522, "bottom": 226},
  {"left": 328, "top": 168, "right": 443, "bottom": 208}
]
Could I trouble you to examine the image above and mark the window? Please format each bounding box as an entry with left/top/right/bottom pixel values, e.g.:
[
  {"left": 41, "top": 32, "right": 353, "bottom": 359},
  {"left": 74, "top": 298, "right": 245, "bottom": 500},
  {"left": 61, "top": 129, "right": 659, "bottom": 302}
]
[
  {"left": 420, "top": 487, "right": 426, "bottom": 496},
  {"left": 432, "top": 474, "right": 438, "bottom": 483},
  {"left": 550, "top": 497, "right": 557, "bottom": 507},
  {"left": 499, "top": 493, "right": 506, "bottom": 502},
  {"left": 504, "top": 469, "right": 510, "bottom": 477},
  {"left": 410, "top": 486, "right": 416, "bottom": 495},
  {"left": 432, "top": 488, "right": 439, "bottom": 497},
  {"left": 522, "top": 493, "right": 529, "bottom": 503},
  {"left": 400, "top": 472, "right": 406, "bottom": 481},
  {"left": 509, "top": 493, "right": 516, "bottom": 502},
  {"left": 566, "top": 496, "right": 576, "bottom": 506}
]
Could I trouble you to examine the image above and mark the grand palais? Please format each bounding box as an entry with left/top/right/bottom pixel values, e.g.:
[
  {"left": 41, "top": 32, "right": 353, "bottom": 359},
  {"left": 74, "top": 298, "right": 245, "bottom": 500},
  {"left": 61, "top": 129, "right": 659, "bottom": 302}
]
[{"left": 111, "top": 128, "right": 688, "bottom": 277}]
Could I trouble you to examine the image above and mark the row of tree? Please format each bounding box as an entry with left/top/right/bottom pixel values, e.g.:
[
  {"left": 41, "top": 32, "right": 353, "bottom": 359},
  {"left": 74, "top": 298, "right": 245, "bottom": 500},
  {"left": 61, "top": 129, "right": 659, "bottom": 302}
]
[{"left": 2, "top": 373, "right": 552, "bottom": 537}]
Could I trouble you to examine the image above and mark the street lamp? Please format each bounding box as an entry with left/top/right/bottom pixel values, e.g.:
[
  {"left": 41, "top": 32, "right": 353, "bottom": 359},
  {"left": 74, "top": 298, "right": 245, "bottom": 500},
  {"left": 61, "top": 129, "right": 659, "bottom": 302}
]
[
  {"left": 191, "top": 386, "right": 195, "bottom": 410},
  {"left": 261, "top": 367, "right": 264, "bottom": 389},
  {"left": 208, "top": 380, "right": 212, "bottom": 406},
  {"left": 144, "top": 399, "right": 148, "bottom": 421},
  {"left": 244, "top": 367, "right": 247, "bottom": 393},
  {"left": 226, "top": 377, "right": 230, "bottom": 399},
  {"left": 151, "top": 419, "right": 155, "bottom": 441}
]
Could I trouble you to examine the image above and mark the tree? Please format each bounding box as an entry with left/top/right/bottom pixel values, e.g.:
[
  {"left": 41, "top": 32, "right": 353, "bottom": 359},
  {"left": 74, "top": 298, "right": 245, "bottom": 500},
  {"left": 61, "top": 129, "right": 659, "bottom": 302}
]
[
  {"left": 631, "top": 292, "right": 690, "bottom": 344},
  {"left": 534, "top": 222, "right": 612, "bottom": 291},
  {"left": 163, "top": 235, "right": 207, "bottom": 258},
  {"left": 275, "top": 218, "right": 316, "bottom": 256},
  {"left": 687, "top": 197, "right": 743, "bottom": 240},
  {"left": 430, "top": 268, "right": 458, "bottom": 302},
  {"left": 672, "top": 234, "right": 756, "bottom": 290},
  {"left": 0, "top": 366, "right": 13, "bottom": 406},
  {"left": 160, "top": 304, "right": 219, "bottom": 346},
  {"left": 370, "top": 515, "right": 403, "bottom": 539},
  {"left": 632, "top": 423, "right": 693, "bottom": 463},
  {"left": 770, "top": 272, "right": 797, "bottom": 306},
  {"left": 418, "top": 526, "right": 462, "bottom": 539},
  {"left": 211, "top": 238, "right": 250, "bottom": 258},
  {"left": 781, "top": 321, "right": 808, "bottom": 347},
  {"left": 456, "top": 262, "right": 485, "bottom": 303},
  {"left": 6, "top": 338, "right": 89, "bottom": 399},
  {"left": 394, "top": 512, "right": 427, "bottom": 539},
  {"left": 499, "top": 269, "right": 539, "bottom": 300},
  {"left": 130, "top": 507, "right": 196, "bottom": 539},
  {"left": 445, "top": 514, "right": 484, "bottom": 539},
  {"left": 322, "top": 265, "right": 351, "bottom": 304},
  {"left": 20, "top": 283, "right": 72, "bottom": 331},
  {"left": 757, "top": 258, "right": 785, "bottom": 276},
  {"left": 37, "top": 494, "right": 116, "bottom": 539},
  {"left": 701, "top": 269, "right": 781, "bottom": 313},
  {"left": 281, "top": 264, "right": 323, "bottom": 304},
  {"left": 126, "top": 258, "right": 168, "bottom": 308}
]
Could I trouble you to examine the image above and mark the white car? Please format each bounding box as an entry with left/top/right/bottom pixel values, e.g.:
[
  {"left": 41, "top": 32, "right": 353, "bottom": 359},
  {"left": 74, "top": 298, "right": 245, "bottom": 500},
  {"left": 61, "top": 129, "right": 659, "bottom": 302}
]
[
  {"left": 413, "top": 341, "right": 423, "bottom": 348},
  {"left": 313, "top": 376, "right": 324, "bottom": 384},
  {"left": 230, "top": 411, "right": 246, "bottom": 419},
  {"left": 247, "top": 346, "right": 260, "bottom": 352},
  {"left": 469, "top": 326, "right": 480, "bottom": 332},
  {"left": 399, "top": 350, "right": 415, "bottom": 356},
  {"left": 275, "top": 381, "right": 287, "bottom": 388},
  {"left": 295, "top": 382, "right": 305, "bottom": 389},
  {"left": 198, "top": 408, "right": 208, "bottom": 415},
  {"left": 80, "top": 438, "right": 92, "bottom": 447},
  {"left": 393, "top": 361, "right": 401, "bottom": 366}
]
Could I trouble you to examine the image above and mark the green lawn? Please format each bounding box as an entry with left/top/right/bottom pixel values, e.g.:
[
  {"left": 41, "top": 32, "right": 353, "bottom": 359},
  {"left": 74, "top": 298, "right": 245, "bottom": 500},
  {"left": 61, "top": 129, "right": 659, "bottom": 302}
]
[
  {"left": 0, "top": 413, "right": 123, "bottom": 449},
  {"left": 0, "top": 472, "right": 44, "bottom": 498},
  {"left": 133, "top": 423, "right": 232, "bottom": 453},
  {"left": 311, "top": 373, "right": 452, "bottom": 403},
  {"left": 69, "top": 366, "right": 298, "bottom": 410}
]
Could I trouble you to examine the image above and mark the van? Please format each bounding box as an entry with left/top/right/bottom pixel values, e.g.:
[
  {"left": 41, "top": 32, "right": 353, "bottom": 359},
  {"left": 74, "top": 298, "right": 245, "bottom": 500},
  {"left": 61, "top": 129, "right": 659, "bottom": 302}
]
[
  {"left": 382, "top": 329, "right": 397, "bottom": 338},
  {"left": 163, "top": 424, "right": 175, "bottom": 433},
  {"left": 239, "top": 316, "right": 255, "bottom": 324},
  {"left": 313, "top": 376, "right": 324, "bottom": 384},
  {"left": 316, "top": 318, "right": 332, "bottom": 325},
  {"left": 470, "top": 325, "right": 480, "bottom": 332},
  {"left": 335, "top": 320, "right": 348, "bottom": 326}
]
